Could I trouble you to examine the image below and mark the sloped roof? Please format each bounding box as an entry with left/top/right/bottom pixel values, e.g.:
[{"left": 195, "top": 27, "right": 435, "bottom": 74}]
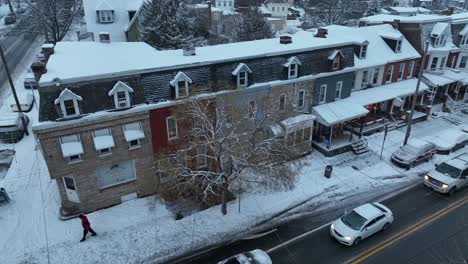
[
  {"left": 169, "top": 71, "right": 193, "bottom": 86},
  {"left": 232, "top": 63, "right": 253, "bottom": 75},
  {"left": 54, "top": 88, "right": 83, "bottom": 104},
  {"left": 108, "top": 81, "right": 134, "bottom": 96},
  {"left": 431, "top": 22, "right": 449, "bottom": 36},
  {"left": 96, "top": 0, "right": 113, "bottom": 11},
  {"left": 283, "top": 56, "right": 302, "bottom": 67}
]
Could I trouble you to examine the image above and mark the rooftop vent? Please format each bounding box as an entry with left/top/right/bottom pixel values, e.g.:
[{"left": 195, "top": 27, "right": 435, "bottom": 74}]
[
  {"left": 280, "top": 35, "right": 292, "bottom": 44},
  {"left": 315, "top": 28, "right": 328, "bottom": 38},
  {"left": 183, "top": 45, "right": 196, "bottom": 56},
  {"left": 99, "top": 32, "right": 110, "bottom": 43}
]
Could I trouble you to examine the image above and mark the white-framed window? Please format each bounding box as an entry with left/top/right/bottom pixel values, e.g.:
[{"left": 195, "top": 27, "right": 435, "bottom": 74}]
[
  {"left": 272, "top": 6, "right": 275, "bottom": 11},
  {"left": 461, "top": 35, "right": 468, "bottom": 46},
  {"left": 398, "top": 63, "right": 405, "bottom": 80},
  {"left": 248, "top": 100, "right": 256, "bottom": 118},
  {"left": 63, "top": 100, "right": 78, "bottom": 116},
  {"left": 372, "top": 68, "right": 380, "bottom": 84},
  {"left": 407, "top": 61, "right": 414, "bottom": 78},
  {"left": 332, "top": 57, "right": 340, "bottom": 70},
  {"left": 108, "top": 81, "right": 133, "bottom": 109},
  {"left": 335, "top": 81, "right": 342, "bottom": 99},
  {"left": 93, "top": 128, "right": 114, "bottom": 156},
  {"left": 288, "top": 63, "right": 298, "bottom": 79},
  {"left": 460, "top": 56, "right": 468, "bottom": 68},
  {"left": 60, "top": 134, "right": 83, "bottom": 163},
  {"left": 123, "top": 122, "right": 145, "bottom": 149},
  {"left": 432, "top": 34, "right": 446, "bottom": 47},
  {"left": 440, "top": 56, "right": 446, "bottom": 69},
  {"left": 170, "top": 72, "right": 192, "bottom": 99},
  {"left": 297, "top": 90, "right": 305, "bottom": 108},
  {"left": 96, "top": 160, "right": 136, "bottom": 189},
  {"left": 279, "top": 94, "right": 286, "bottom": 110},
  {"left": 319, "top": 84, "right": 327, "bottom": 104},
  {"left": 430, "top": 57, "right": 438, "bottom": 70},
  {"left": 196, "top": 145, "right": 207, "bottom": 168},
  {"left": 362, "top": 70, "right": 369, "bottom": 88},
  {"left": 395, "top": 40, "right": 402, "bottom": 52},
  {"left": 287, "top": 126, "right": 312, "bottom": 146},
  {"left": 98, "top": 10, "right": 114, "bottom": 23},
  {"left": 359, "top": 44, "right": 368, "bottom": 59},
  {"left": 55, "top": 88, "right": 82, "bottom": 118},
  {"left": 385, "top": 65, "right": 394, "bottom": 83},
  {"left": 166, "top": 116, "right": 178, "bottom": 140},
  {"left": 238, "top": 71, "right": 248, "bottom": 88}
]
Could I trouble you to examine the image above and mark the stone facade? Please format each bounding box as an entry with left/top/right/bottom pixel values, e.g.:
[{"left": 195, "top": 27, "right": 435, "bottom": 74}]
[{"left": 35, "top": 110, "right": 155, "bottom": 215}]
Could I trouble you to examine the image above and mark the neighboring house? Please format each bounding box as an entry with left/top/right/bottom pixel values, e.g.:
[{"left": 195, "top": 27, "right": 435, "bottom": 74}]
[
  {"left": 265, "top": 0, "right": 292, "bottom": 18},
  {"left": 83, "top": 0, "right": 143, "bottom": 42},
  {"left": 214, "top": 0, "right": 235, "bottom": 11},
  {"left": 381, "top": 6, "right": 432, "bottom": 15},
  {"left": 391, "top": 0, "right": 415, "bottom": 6}
]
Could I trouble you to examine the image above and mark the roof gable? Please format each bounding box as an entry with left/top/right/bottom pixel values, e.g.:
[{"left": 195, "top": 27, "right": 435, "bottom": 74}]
[
  {"left": 54, "top": 88, "right": 83, "bottom": 104},
  {"left": 169, "top": 71, "right": 193, "bottom": 86},
  {"left": 431, "top": 22, "right": 449, "bottom": 36},
  {"left": 232, "top": 63, "right": 252, "bottom": 75},
  {"left": 96, "top": 0, "right": 113, "bottom": 11},
  {"left": 108, "top": 81, "right": 134, "bottom": 96},
  {"left": 283, "top": 56, "right": 303, "bottom": 67},
  {"left": 328, "top": 50, "right": 343, "bottom": 60}
]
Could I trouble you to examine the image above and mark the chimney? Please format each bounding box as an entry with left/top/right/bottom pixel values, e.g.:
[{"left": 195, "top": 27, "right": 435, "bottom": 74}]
[
  {"left": 182, "top": 45, "right": 196, "bottom": 56},
  {"left": 315, "top": 28, "right": 328, "bottom": 38},
  {"left": 391, "top": 19, "right": 400, "bottom": 30},
  {"left": 207, "top": 1, "right": 212, "bottom": 32},
  {"left": 99, "top": 32, "right": 111, "bottom": 43},
  {"left": 31, "top": 62, "right": 47, "bottom": 83},
  {"left": 280, "top": 35, "right": 292, "bottom": 44},
  {"left": 41, "top": 43, "right": 54, "bottom": 63}
]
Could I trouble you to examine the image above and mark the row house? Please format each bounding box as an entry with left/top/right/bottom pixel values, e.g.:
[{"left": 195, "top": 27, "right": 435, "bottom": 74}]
[
  {"left": 33, "top": 30, "right": 361, "bottom": 215},
  {"left": 360, "top": 13, "right": 468, "bottom": 110},
  {"left": 311, "top": 24, "right": 425, "bottom": 155}
]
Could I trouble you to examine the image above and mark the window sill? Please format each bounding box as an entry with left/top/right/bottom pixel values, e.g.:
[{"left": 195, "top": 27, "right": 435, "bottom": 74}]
[
  {"left": 98, "top": 178, "right": 136, "bottom": 191},
  {"left": 67, "top": 159, "right": 83, "bottom": 165},
  {"left": 168, "top": 137, "right": 179, "bottom": 141},
  {"left": 128, "top": 145, "right": 142, "bottom": 150},
  {"left": 98, "top": 153, "right": 112, "bottom": 158}
]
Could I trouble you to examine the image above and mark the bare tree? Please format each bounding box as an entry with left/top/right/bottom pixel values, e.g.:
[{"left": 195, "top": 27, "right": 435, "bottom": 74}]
[
  {"left": 306, "top": 0, "right": 365, "bottom": 26},
  {"left": 23, "top": 0, "right": 82, "bottom": 44},
  {"left": 157, "top": 99, "right": 297, "bottom": 215}
]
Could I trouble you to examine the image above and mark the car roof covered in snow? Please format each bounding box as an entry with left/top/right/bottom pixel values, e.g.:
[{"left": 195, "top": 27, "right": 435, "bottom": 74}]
[{"left": 353, "top": 203, "right": 383, "bottom": 220}]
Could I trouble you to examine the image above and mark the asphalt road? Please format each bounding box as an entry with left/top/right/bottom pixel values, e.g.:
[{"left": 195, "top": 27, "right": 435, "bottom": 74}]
[{"left": 178, "top": 184, "right": 468, "bottom": 264}]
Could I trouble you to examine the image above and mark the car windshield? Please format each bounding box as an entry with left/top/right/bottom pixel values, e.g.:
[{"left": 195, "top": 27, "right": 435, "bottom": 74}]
[
  {"left": 402, "top": 145, "right": 419, "bottom": 155},
  {"left": 435, "top": 163, "right": 462, "bottom": 179},
  {"left": 341, "top": 210, "right": 367, "bottom": 231}
]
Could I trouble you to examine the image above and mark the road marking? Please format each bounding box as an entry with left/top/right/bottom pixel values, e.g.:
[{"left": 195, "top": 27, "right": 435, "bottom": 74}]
[
  {"left": 348, "top": 194, "right": 468, "bottom": 264},
  {"left": 266, "top": 222, "right": 331, "bottom": 253}
]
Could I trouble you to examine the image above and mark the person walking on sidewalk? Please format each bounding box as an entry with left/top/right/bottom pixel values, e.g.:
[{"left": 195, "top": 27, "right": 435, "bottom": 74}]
[{"left": 79, "top": 214, "right": 97, "bottom": 242}]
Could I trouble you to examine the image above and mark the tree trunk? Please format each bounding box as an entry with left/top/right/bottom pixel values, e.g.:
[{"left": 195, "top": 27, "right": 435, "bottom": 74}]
[
  {"left": 7, "top": 0, "right": 13, "bottom": 13},
  {"left": 221, "top": 188, "right": 227, "bottom": 215}
]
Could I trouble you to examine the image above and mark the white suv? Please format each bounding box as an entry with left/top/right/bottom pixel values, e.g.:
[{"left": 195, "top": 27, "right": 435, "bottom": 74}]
[{"left": 424, "top": 153, "right": 468, "bottom": 195}]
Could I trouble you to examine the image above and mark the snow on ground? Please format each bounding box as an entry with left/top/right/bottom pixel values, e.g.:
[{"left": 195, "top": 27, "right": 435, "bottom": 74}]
[{"left": 1, "top": 41, "right": 468, "bottom": 263}]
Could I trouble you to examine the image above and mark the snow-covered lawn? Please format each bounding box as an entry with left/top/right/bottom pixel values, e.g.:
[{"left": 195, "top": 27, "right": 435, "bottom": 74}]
[{"left": 1, "top": 45, "right": 468, "bottom": 264}]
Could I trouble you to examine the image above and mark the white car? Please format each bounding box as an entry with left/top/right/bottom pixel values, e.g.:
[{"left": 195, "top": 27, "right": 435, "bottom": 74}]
[
  {"left": 330, "top": 203, "right": 393, "bottom": 246},
  {"left": 423, "top": 128, "right": 468, "bottom": 154},
  {"left": 424, "top": 153, "right": 468, "bottom": 196},
  {"left": 218, "top": 249, "right": 272, "bottom": 264}
]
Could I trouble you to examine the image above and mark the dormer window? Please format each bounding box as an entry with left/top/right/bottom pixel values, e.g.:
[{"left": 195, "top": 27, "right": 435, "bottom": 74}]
[
  {"left": 430, "top": 22, "right": 448, "bottom": 48},
  {"left": 328, "top": 50, "right": 343, "bottom": 71},
  {"left": 359, "top": 42, "right": 369, "bottom": 59},
  {"left": 170, "top": 71, "right": 192, "bottom": 99},
  {"left": 54, "top": 88, "right": 82, "bottom": 118},
  {"left": 96, "top": 0, "right": 114, "bottom": 23},
  {"left": 108, "top": 81, "right": 133, "bottom": 109},
  {"left": 283, "top": 56, "right": 302, "bottom": 79},
  {"left": 395, "top": 40, "right": 402, "bottom": 52},
  {"left": 232, "top": 63, "right": 252, "bottom": 88}
]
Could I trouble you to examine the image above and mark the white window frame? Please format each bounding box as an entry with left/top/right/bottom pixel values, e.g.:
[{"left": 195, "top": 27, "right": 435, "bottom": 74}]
[
  {"left": 123, "top": 122, "right": 144, "bottom": 149},
  {"left": 430, "top": 57, "right": 439, "bottom": 70},
  {"left": 175, "top": 80, "right": 189, "bottom": 99},
  {"left": 60, "top": 134, "right": 83, "bottom": 164},
  {"left": 395, "top": 40, "right": 402, "bottom": 52},
  {"left": 288, "top": 63, "right": 298, "bottom": 79},
  {"left": 385, "top": 65, "right": 394, "bottom": 83},
  {"left": 359, "top": 45, "right": 368, "bottom": 59},
  {"left": 335, "top": 81, "right": 342, "bottom": 99},
  {"left": 440, "top": 56, "right": 446, "bottom": 69},
  {"left": 62, "top": 99, "right": 80, "bottom": 118},
  {"left": 238, "top": 71, "right": 248, "bottom": 88},
  {"left": 297, "top": 90, "right": 305, "bottom": 108},
  {"left": 372, "top": 68, "right": 380, "bottom": 84},
  {"left": 319, "top": 84, "right": 327, "bottom": 104},
  {"left": 196, "top": 145, "right": 207, "bottom": 168},
  {"left": 398, "top": 63, "right": 405, "bottom": 80},
  {"left": 362, "top": 70, "right": 369, "bottom": 88},
  {"left": 332, "top": 57, "right": 340, "bottom": 70},
  {"left": 98, "top": 10, "right": 114, "bottom": 23},
  {"left": 115, "top": 91, "right": 130, "bottom": 109},
  {"left": 461, "top": 35, "right": 468, "bottom": 46},
  {"left": 279, "top": 94, "right": 286, "bottom": 110},
  {"left": 166, "top": 116, "right": 178, "bottom": 140},
  {"left": 93, "top": 128, "right": 113, "bottom": 156},
  {"left": 459, "top": 56, "right": 468, "bottom": 69},
  {"left": 407, "top": 61, "right": 414, "bottom": 78},
  {"left": 128, "top": 139, "right": 141, "bottom": 149}
]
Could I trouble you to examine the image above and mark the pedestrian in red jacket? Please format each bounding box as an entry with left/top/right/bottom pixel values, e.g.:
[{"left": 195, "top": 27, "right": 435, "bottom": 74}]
[{"left": 79, "top": 214, "right": 97, "bottom": 242}]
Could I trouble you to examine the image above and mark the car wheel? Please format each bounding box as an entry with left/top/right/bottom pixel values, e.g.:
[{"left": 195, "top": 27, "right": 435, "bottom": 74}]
[
  {"left": 406, "top": 163, "right": 413, "bottom": 170},
  {"left": 353, "top": 237, "right": 362, "bottom": 246},
  {"left": 382, "top": 223, "right": 390, "bottom": 231},
  {"left": 448, "top": 187, "right": 456, "bottom": 196}
]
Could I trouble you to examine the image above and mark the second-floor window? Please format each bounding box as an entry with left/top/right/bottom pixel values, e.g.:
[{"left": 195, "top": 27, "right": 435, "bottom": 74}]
[
  {"left": 319, "top": 84, "right": 327, "bottom": 104},
  {"left": 123, "top": 122, "right": 145, "bottom": 149},
  {"left": 297, "top": 90, "right": 305, "bottom": 108},
  {"left": 93, "top": 128, "right": 114, "bottom": 156},
  {"left": 98, "top": 10, "right": 114, "bottom": 23},
  {"left": 407, "top": 61, "right": 414, "bottom": 78},
  {"left": 279, "top": 94, "right": 286, "bottom": 110},
  {"left": 362, "top": 70, "right": 369, "bottom": 87},
  {"left": 166, "top": 117, "right": 178, "bottom": 140},
  {"left": 461, "top": 35, "right": 468, "bottom": 46},
  {"left": 397, "top": 63, "right": 405, "bottom": 80},
  {"left": 430, "top": 57, "right": 438, "bottom": 70},
  {"left": 60, "top": 134, "right": 83, "bottom": 163},
  {"left": 385, "top": 65, "right": 394, "bottom": 83},
  {"left": 460, "top": 56, "right": 468, "bottom": 68},
  {"left": 372, "top": 68, "right": 380, "bottom": 84},
  {"left": 335, "top": 82, "right": 342, "bottom": 100},
  {"left": 440, "top": 57, "right": 446, "bottom": 69}
]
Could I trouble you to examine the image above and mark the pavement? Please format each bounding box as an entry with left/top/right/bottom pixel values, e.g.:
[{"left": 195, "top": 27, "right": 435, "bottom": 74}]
[{"left": 181, "top": 184, "right": 468, "bottom": 264}]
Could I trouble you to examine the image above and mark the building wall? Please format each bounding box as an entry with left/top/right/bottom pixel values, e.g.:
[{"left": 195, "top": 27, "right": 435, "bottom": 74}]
[
  {"left": 383, "top": 58, "right": 419, "bottom": 83},
  {"left": 36, "top": 111, "right": 155, "bottom": 214},
  {"left": 312, "top": 72, "right": 355, "bottom": 106},
  {"left": 354, "top": 66, "right": 385, "bottom": 90},
  {"left": 398, "top": 23, "right": 424, "bottom": 53}
]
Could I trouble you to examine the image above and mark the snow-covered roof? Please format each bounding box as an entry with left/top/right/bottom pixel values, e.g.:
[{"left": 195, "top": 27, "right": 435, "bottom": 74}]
[
  {"left": 93, "top": 135, "right": 115, "bottom": 150},
  {"left": 0, "top": 114, "right": 20, "bottom": 127},
  {"left": 360, "top": 14, "right": 449, "bottom": 24},
  {"left": 312, "top": 102, "right": 369, "bottom": 126},
  {"left": 431, "top": 22, "right": 449, "bottom": 36},
  {"left": 232, "top": 63, "right": 252, "bottom": 75},
  {"left": 169, "top": 72, "right": 193, "bottom": 86},
  {"left": 460, "top": 25, "right": 468, "bottom": 36},
  {"left": 379, "top": 31, "right": 403, "bottom": 40},
  {"left": 326, "top": 24, "right": 420, "bottom": 69},
  {"left": 354, "top": 203, "right": 382, "bottom": 219},
  {"left": 451, "top": 12, "right": 468, "bottom": 23},
  {"left": 40, "top": 31, "right": 362, "bottom": 86},
  {"left": 344, "top": 78, "right": 429, "bottom": 106},
  {"left": 61, "top": 142, "right": 84, "bottom": 157},
  {"left": 54, "top": 88, "right": 83, "bottom": 105},
  {"left": 385, "top": 7, "right": 431, "bottom": 14},
  {"left": 283, "top": 56, "right": 302, "bottom": 67},
  {"left": 96, "top": 0, "right": 113, "bottom": 11},
  {"left": 108, "top": 81, "right": 134, "bottom": 96},
  {"left": 280, "top": 114, "right": 315, "bottom": 131},
  {"left": 423, "top": 70, "right": 468, "bottom": 86}
]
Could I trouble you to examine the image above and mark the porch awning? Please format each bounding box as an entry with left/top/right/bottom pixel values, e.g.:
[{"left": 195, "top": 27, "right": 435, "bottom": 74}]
[
  {"left": 345, "top": 78, "right": 429, "bottom": 106},
  {"left": 280, "top": 114, "right": 315, "bottom": 132},
  {"left": 423, "top": 70, "right": 468, "bottom": 86},
  {"left": 312, "top": 101, "right": 369, "bottom": 127}
]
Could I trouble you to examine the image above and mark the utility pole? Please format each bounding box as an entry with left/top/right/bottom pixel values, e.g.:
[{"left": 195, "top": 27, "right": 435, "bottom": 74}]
[
  {"left": 0, "top": 40, "right": 29, "bottom": 136},
  {"left": 404, "top": 42, "right": 428, "bottom": 146}
]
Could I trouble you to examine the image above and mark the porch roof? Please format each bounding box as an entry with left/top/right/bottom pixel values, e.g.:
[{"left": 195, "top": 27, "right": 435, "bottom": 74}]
[
  {"left": 423, "top": 70, "right": 468, "bottom": 86},
  {"left": 280, "top": 114, "right": 316, "bottom": 132},
  {"left": 312, "top": 101, "right": 369, "bottom": 126},
  {"left": 345, "top": 78, "right": 429, "bottom": 107}
]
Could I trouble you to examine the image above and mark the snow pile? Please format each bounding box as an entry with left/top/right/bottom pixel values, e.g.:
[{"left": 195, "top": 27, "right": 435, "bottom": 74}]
[{"left": 422, "top": 128, "right": 468, "bottom": 151}]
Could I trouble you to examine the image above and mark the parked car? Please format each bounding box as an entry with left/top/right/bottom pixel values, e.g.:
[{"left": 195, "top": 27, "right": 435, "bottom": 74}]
[
  {"left": 423, "top": 129, "right": 468, "bottom": 154},
  {"left": 9, "top": 94, "right": 35, "bottom": 112},
  {"left": 424, "top": 153, "right": 468, "bottom": 196},
  {"left": 4, "top": 14, "right": 16, "bottom": 25},
  {"left": 218, "top": 249, "right": 272, "bottom": 264},
  {"left": 24, "top": 72, "right": 38, "bottom": 90},
  {"left": 391, "top": 139, "right": 437, "bottom": 170},
  {"left": 0, "top": 114, "right": 29, "bottom": 143},
  {"left": 330, "top": 202, "right": 393, "bottom": 246}
]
